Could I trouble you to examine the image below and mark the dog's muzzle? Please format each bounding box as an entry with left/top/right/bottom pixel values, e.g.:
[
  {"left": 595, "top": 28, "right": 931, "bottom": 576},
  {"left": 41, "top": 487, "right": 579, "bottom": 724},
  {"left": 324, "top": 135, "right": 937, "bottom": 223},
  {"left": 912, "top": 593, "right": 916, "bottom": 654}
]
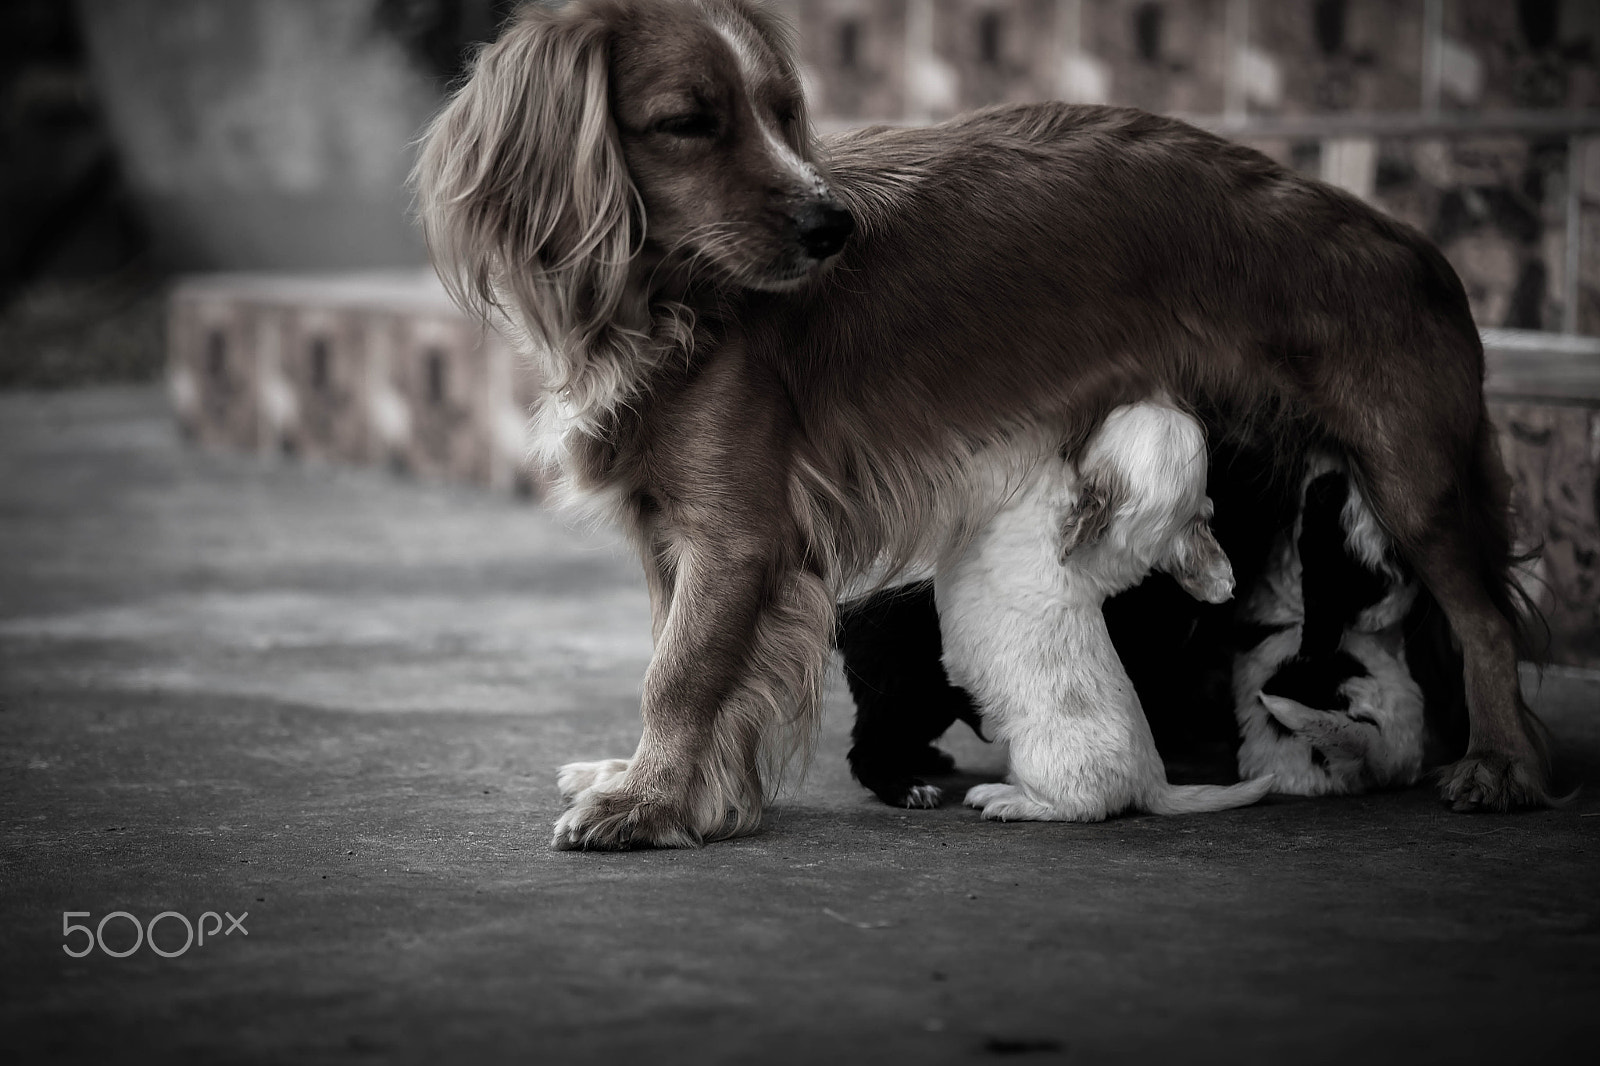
[{"left": 794, "top": 200, "right": 855, "bottom": 260}]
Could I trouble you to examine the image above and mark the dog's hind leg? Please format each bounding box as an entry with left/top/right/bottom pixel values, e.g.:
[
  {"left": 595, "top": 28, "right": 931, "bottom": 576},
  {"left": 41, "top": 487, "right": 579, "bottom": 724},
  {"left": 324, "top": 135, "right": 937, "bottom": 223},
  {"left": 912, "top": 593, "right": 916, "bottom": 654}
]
[{"left": 1349, "top": 404, "right": 1554, "bottom": 810}]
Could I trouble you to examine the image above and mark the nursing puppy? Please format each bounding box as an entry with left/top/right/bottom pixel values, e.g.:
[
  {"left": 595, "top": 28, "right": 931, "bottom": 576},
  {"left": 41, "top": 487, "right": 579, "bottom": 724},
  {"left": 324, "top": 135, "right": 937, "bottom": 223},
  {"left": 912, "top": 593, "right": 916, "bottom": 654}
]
[
  {"left": 941, "top": 403, "right": 1274, "bottom": 821},
  {"left": 416, "top": 0, "right": 1551, "bottom": 849},
  {"left": 1234, "top": 460, "right": 1426, "bottom": 794},
  {"left": 837, "top": 581, "right": 985, "bottom": 808}
]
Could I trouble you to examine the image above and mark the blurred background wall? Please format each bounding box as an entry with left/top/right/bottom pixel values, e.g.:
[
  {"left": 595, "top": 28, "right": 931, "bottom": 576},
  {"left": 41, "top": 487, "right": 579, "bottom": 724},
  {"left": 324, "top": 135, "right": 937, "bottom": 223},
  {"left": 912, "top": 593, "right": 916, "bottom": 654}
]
[
  {"left": 5, "top": 1, "right": 1598, "bottom": 360},
  {"left": 76, "top": 0, "right": 437, "bottom": 272},
  {"left": 0, "top": 0, "right": 509, "bottom": 385},
  {"left": 790, "top": 0, "right": 1600, "bottom": 335},
  {"left": 4, "top": 0, "right": 1596, "bottom": 387}
]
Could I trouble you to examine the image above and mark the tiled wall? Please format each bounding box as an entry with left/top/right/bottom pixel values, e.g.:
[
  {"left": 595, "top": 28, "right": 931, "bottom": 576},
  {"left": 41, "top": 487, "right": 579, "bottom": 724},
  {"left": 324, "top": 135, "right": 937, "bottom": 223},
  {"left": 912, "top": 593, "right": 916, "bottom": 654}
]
[
  {"left": 1491, "top": 398, "right": 1600, "bottom": 666},
  {"left": 792, "top": 0, "right": 1600, "bottom": 334},
  {"left": 791, "top": 0, "right": 1600, "bottom": 119},
  {"left": 167, "top": 273, "right": 543, "bottom": 496}
]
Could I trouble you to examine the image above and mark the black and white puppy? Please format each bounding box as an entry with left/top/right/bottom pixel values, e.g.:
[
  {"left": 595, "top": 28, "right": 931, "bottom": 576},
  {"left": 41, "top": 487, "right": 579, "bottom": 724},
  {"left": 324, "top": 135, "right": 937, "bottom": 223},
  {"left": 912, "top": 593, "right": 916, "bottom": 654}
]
[{"left": 1232, "top": 460, "right": 1426, "bottom": 794}]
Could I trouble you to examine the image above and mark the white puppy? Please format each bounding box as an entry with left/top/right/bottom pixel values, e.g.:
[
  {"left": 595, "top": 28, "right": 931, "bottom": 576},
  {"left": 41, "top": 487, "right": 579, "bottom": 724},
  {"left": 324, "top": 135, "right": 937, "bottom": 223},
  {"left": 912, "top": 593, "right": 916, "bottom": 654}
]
[{"left": 938, "top": 402, "right": 1275, "bottom": 821}]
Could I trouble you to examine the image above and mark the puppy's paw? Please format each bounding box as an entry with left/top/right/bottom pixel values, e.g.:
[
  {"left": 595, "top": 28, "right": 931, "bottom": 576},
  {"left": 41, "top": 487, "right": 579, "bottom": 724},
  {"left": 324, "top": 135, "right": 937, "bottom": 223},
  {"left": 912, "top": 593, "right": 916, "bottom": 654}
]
[
  {"left": 963, "top": 783, "right": 1059, "bottom": 821},
  {"left": 552, "top": 783, "right": 702, "bottom": 851},
  {"left": 1437, "top": 748, "right": 1559, "bottom": 812},
  {"left": 858, "top": 771, "right": 946, "bottom": 809},
  {"left": 556, "top": 758, "right": 630, "bottom": 803},
  {"left": 964, "top": 783, "right": 1013, "bottom": 809},
  {"left": 851, "top": 743, "right": 957, "bottom": 808}
]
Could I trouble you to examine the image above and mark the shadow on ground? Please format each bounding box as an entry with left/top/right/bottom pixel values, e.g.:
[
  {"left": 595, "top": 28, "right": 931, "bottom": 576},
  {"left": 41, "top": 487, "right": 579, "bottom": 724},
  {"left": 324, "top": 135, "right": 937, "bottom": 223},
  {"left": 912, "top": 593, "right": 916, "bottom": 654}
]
[{"left": 2, "top": 388, "right": 1597, "bottom": 1064}]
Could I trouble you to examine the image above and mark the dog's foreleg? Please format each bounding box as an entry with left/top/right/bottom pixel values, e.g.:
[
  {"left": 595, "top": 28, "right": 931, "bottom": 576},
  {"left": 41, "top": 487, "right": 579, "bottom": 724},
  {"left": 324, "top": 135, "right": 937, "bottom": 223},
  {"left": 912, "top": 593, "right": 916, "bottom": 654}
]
[
  {"left": 553, "top": 544, "right": 829, "bottom": 849},
  {"left": 553, "top": 544, "right": 766, "bottom": 850},
  {"left": 641, "top": 549, "right": 674, "bottom": 647}
]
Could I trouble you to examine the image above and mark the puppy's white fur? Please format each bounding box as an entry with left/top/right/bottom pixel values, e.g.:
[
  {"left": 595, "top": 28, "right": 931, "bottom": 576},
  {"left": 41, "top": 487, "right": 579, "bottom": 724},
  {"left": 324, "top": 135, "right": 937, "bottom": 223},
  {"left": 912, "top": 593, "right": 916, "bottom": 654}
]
[{"left": 938, "top": 403, "right": 1275, "bottom": 821}]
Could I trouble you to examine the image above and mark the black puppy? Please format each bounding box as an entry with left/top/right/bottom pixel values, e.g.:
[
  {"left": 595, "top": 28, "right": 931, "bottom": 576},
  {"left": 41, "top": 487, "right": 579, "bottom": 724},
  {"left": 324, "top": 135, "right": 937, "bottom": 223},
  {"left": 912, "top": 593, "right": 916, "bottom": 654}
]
[{"left": 837, "top": 581, "right": 985, "bottom": 807}]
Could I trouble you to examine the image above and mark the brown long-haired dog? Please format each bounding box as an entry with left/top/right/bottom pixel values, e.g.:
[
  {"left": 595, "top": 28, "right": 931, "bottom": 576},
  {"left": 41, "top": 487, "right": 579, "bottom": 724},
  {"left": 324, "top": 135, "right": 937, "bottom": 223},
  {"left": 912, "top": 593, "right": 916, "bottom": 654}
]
[{"left": 416, "top": 0, "right": 1553, "bottom": 849}]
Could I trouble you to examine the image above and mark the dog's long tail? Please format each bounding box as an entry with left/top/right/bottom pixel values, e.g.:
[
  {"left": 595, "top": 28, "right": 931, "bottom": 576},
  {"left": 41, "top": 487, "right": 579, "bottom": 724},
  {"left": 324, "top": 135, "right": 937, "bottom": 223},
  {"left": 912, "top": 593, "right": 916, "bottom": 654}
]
[{"left": 1142, "top": 774, "right": 1276, "bottom": 816}]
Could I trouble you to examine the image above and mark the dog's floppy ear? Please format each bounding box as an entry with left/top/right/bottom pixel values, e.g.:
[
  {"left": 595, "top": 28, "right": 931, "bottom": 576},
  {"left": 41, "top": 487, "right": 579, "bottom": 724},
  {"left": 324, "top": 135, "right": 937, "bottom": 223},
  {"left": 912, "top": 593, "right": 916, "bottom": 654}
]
[
  {"left": 413, "top": 5, "right": 640, "bottom": 396},
  {"left": 1168, "top": 500, "right": 1235, "bottom": 604},
  {"left": 1058, "top": 473, "right": 1118, "bottom": 563}
]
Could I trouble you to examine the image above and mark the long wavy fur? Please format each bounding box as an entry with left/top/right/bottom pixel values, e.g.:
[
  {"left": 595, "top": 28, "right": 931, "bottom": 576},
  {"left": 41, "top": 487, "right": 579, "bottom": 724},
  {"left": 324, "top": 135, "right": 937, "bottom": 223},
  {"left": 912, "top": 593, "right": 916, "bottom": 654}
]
[{"left": 413, "top": 3, "right": 656, "bottom": 422}]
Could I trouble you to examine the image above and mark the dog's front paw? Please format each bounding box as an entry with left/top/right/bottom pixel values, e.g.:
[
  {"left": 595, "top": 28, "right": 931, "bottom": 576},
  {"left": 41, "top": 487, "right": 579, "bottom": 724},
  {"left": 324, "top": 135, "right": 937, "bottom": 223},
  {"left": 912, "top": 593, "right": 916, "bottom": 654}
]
[
  {"left": 963, "top": 783, "right": 1057, "bottom": 821},
  {"left": 556, "top": 758, "right": 630, "bottom": 803},
  {"left": 552, "top": 783, "right": 702, "bottom": 851},
  {"left": 1437, "top": 748, "right": 1557, "bottom": 812},
  {"left": 905, "top": 783, "right": 943, "bottom": 808}
]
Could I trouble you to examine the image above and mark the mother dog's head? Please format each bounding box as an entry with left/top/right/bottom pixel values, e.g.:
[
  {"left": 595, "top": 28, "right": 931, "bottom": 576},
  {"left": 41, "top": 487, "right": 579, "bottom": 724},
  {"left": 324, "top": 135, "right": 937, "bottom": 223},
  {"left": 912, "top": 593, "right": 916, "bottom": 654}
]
[{"left": 415, "top": 0, "right": 852, "bottom": 396}]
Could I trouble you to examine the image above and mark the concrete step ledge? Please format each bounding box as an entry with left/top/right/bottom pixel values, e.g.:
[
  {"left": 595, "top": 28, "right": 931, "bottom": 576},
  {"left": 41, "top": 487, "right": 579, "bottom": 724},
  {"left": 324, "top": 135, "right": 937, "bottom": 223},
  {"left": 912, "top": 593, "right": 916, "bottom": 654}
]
[
  {"left": 167, "top": 270, "right": 543, "bottom": 495},
  {"left": 165, "top": 271, "right": 1599, "bottom": 666}
]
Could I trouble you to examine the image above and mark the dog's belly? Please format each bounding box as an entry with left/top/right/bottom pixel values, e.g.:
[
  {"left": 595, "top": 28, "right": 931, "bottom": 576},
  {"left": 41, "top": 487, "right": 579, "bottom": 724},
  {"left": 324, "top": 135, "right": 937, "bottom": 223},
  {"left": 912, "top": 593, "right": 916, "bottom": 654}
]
[{"left": 831, "top": 431, "right": 1067, "bottom": 602}]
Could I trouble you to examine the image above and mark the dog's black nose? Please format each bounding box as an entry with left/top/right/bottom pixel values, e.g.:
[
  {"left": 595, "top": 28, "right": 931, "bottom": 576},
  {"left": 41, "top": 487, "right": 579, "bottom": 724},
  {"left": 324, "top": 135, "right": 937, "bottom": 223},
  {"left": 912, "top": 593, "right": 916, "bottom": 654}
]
[{"left": 794, "top": 201, "right": 855, "bottom": 259}]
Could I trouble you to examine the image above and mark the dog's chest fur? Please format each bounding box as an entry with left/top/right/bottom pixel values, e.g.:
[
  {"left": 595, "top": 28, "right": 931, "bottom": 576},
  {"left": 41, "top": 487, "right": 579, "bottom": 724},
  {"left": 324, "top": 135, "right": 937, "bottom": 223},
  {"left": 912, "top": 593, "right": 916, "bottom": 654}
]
[{"left": 531, "top": 322, "right": 1079, "bottom": 591}]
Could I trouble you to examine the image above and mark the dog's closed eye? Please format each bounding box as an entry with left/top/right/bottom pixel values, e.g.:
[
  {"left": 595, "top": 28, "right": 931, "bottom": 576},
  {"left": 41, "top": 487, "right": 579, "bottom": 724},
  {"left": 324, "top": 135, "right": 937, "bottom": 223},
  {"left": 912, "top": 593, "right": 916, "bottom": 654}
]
[
  {"left": 772, "top": 99, "right": 802, "bottom": 130},
  {"left": 653, "top": 112, "right": 719, "bottom": 139}
]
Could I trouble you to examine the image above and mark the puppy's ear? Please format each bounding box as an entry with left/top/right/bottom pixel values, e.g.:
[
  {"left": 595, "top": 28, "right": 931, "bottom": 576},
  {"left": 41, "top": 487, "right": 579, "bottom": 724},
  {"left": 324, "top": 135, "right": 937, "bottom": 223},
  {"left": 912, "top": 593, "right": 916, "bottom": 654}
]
[
  {"left": 413, "top": 5, "right": 639, "bottom": 391},
  {"left": 1059, "top": 474, "right": 1117, "bottom": 563},
  {"left": 1169, "top": 501, "right": 1235, "bottom": 604},
  {"left": 1258, "top": 695, "right": 1376, "bottom": 779}
]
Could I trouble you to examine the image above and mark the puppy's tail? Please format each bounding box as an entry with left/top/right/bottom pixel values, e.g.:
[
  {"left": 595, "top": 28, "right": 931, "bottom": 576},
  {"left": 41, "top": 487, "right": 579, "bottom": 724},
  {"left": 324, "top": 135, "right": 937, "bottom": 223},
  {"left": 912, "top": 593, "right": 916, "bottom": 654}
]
[{"left": 1143, "top": 774, "right": 1276, "bottom": 816}]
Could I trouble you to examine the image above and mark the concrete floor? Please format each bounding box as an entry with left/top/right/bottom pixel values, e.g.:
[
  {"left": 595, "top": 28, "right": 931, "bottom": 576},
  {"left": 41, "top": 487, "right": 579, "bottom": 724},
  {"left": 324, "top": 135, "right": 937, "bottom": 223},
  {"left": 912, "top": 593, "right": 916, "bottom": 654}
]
[{"left": 2, "top": 387, "right": 1597, "bottom": 1065}]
